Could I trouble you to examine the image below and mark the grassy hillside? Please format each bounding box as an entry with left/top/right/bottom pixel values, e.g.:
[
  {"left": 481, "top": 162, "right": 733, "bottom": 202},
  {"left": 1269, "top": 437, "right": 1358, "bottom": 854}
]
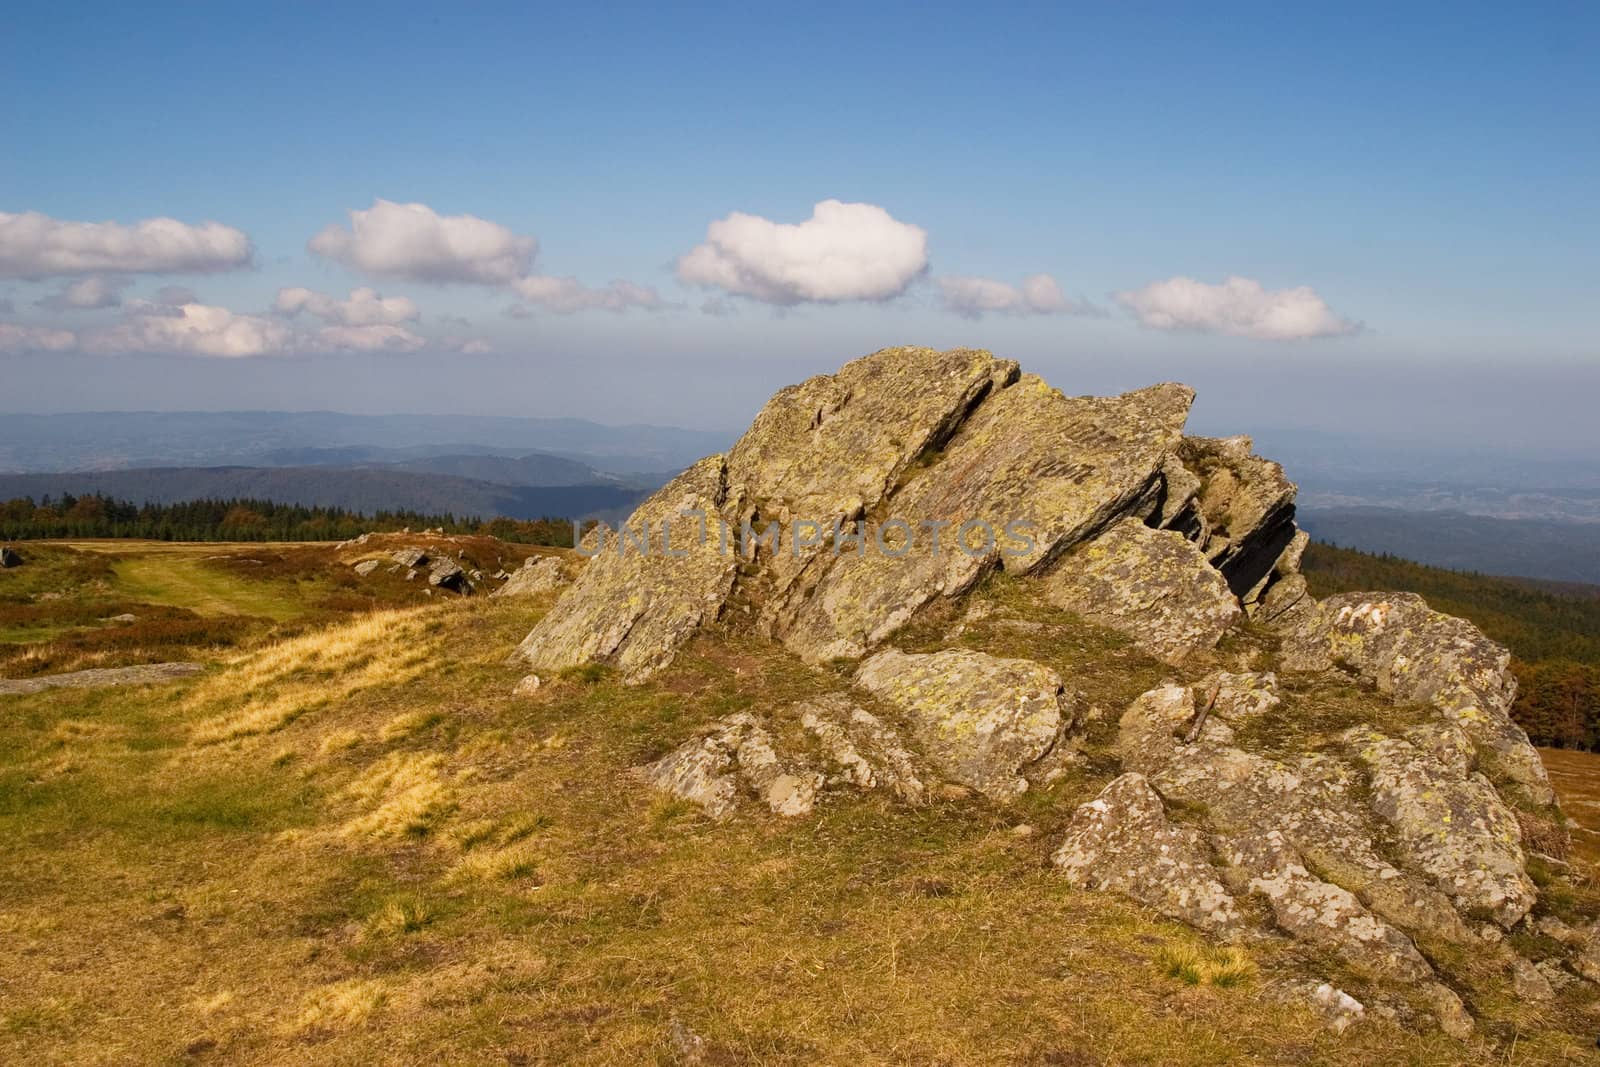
[
  {"left": 3, "top": 555, "right": 1595, "bottom": 1064},
  {"left": 1302, "top": 542, "right": 1600, "bottom": 750}
]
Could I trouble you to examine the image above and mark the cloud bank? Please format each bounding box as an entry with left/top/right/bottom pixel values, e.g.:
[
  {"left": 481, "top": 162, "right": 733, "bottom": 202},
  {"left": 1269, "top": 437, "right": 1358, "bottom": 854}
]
[
  {"left": 275, "top": 285, "right": 420, "bottom": 326},
  {"left": 938, "top": 273, "right": 1081, "bottom": 319},
  {"left": 85, "top": 301, "right": 294, "bottom": 358},
  {"left": 309, "top": 199, "right": 537, "bottom": 285},
  {"left": 678, "top": 199, "right": 929, "bottom": 305},
  {"left": 0, "top": 322, "right": 78, "bottom": 353},
  {"left": 1114, "top": 275, "right": 1356, "bottom": 341},
  {"left": 509, "top": 276, "right": 663, "bottom": 314},
  {"left": 0, "top": 211, "right": 252, "bottom": 279}
]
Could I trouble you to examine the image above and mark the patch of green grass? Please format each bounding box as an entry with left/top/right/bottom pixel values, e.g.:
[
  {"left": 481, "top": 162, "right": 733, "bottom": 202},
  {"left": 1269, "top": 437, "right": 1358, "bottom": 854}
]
[{"left": 111, "top": 555, "right": 309, "bottom": 621}]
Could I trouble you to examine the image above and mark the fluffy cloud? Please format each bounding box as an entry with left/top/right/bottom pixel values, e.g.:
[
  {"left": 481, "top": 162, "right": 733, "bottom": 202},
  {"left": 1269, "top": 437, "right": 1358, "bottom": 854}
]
[
  {"left": 37, "top": 275, "right": 132, "bottom": 311},
  {"left": 677, "top": 199, "right": 929, "bottom": 305},
  {"left": 0, "top": 322, "right": 77, "bottom": 353},
  {"left": 508, "top": 275, "right": 663, "bottom": 314},
  {"left": 309, "top": 199, "right": 536, "bottom": 285},
  {"left": 441, "top": 336, "right": 491, "bottom": 354},
  {"left": 85, "top": 301, "right": 293, "bottom": 358},
  {"left": 312, "top": 323, "right": 426, "bottom": 352},
  {"left": 275, "top": 285, "right": 419, "bottom": 326},
  {"left": 1114, "top": 275, "right": 1357, "bottom": 341},
  {"left": 938, "top": 273, "right": 1080, "bottom": 319},
  {"left": 0, "top": 211, "right": 252, "bottom": 279}
]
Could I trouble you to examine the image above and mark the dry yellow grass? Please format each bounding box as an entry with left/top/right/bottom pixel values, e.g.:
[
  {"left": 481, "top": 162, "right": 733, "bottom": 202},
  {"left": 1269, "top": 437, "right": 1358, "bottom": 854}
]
[
  {"left": 289, "top": 978, "right": 386, "bottom": 1033},
  {"left": 190, "top": 607, "right": 442, "bottom": 743},
  {"left": 339, "top": 751, "right": 455, "bottom": 838}
]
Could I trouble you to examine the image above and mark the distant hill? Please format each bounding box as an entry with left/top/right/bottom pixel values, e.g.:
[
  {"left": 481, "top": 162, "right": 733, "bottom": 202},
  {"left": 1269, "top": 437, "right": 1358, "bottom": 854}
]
[
  {"left": 0, "top": 410, "right": 731, "bottom": 476},
  {"left": 1298, "top": 506, "right": 1600, "bottom": 585},
  {"left": 0, "top": 467, "right": 645, "bottom": 523}
]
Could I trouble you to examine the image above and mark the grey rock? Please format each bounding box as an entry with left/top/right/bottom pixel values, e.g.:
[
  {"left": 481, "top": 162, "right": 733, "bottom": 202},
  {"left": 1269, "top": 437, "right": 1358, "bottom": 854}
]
[
  {"left": 353, "top": 559, "right": 381, "bottom": 577},
  {"left": 640, "top": 713, "right": 821, "bottom": 820},
  {"left": 797, "top": 693, "right": 926, "bottom": 803},
  {"left": 0, "top": 545, "right": 21, "bottom": 568},
  {"left": 853, "top": 648, "right": 1073, "bottom": 798},
  {"left": 0, "top": 662, "right": 203, "bottom": 696},
  {"left": 1052, "top": 772, "right": 1244, "bottom": 935},
  {"left": 392, "top": 547, "right": 428, "bottom": 568},
  {"left": 1039, "top": 517, "right": 1240, "bottom": 665},
  {"left": 491, "top": 555, "right": 568, "bottom": 598}
]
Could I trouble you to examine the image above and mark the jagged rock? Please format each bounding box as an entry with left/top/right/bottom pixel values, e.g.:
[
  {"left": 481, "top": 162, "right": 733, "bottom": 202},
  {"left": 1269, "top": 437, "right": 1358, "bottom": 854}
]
[
  {"left": 797, "top": 693, "right": 926, "bottom": 803},
  {"left": 1154, "top": 455, "right": 1203, "bottom": 533},
  {"left": 1039, "top": 517, "right": 1240, "bottom": 665},
  {"left": 1052, "top": 773, "right": 1243, "bottom": 935},
  {"left": 775, "top": 379, "right": 1193, "bottom": 662},
  {"left": 491, "top": 555, "right": 568, "bottom": 598},
  {"left": 1509, "top": 956, "right": 1556, "bottom": 1002},
  {"left": 392, "top": 547, "right": 428, "bottom": 568},
  {"left": 1345, "top": 727, "right": 1535, "bottom": 927},
  {"left": 1575, "top": 925, "right": 1600, "bottom": 984},
  {"left": 640, "top": 712, "right": 821, "bottom": 820},
  {"left": 353, "top": 559, "right": 381, "bottom": 577},
  {"left": 1292, "top": 592, "right": 1553, "bottom": 803},
  {"left": 428, "top": 558, "right": 468, "bottom": 592},
  {"left": 1174, "top": 435, "right": 1299, "bottom": 598},
  {"left": 1426, "top": 984, "right": 1475, "bottom": 1039},
  {"left": 0, "top": 545, "right": 22, "bottom": 568},
  {"left": 853, "top": 648, "right": 1073, "bottom": 798},
  {"left": 517, "top": 456, "right": 738, "bottom": 682}
]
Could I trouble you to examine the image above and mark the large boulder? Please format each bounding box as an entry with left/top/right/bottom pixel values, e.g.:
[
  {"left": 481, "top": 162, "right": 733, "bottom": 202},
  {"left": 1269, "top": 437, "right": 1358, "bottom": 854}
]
[
  {"left": 516, "top": 456, "right": 738, "bottom": 682},
  {"left": 1172, "top": 435, "right": 1299, "bottom": 599},
  {"left": 1038, "top": 517, "right": 1241, "bottom": 664},
  {"left": 852, "top": 648, "right": 1074, "bottom": 798},
  {"left": 0, "top": 546, "right": 22, "bottom": 568}
]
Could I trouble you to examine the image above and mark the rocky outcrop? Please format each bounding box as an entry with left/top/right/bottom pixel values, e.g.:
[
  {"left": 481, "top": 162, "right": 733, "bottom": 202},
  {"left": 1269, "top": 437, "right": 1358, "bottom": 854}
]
[
  {"left": 852, "top": 648, "right": 1073, "bottom": 798},
  {"left": 512, "top": 345, "right": 1579, "bottom": 1037},
  {"left": 427, "top": 557, "right": 469, "bottom": 592},
  {"left": 1038, "top": 517, "right": 1240, "bottom": 664}
]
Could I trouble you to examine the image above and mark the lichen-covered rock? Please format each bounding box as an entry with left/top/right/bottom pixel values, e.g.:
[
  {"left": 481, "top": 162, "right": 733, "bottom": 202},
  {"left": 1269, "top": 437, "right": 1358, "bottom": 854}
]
[
  {"left": 352, "top": 558, "right": 381, "bottom": 577},
  {"left": 852, "top": 648, "right": 1073, "bottom": 798},
  {"left": 392, "top": 547, "right": 427, "bottom": 568},
  {"left": 1303, "top": 592, "right": 1553, "bottom": 803},
  {"left": 1052, "top": 773, "right": 1243, "bottom": 935},
  {"left": 516, "top": 456, "right": 738, "bottom": 682},
  {"left": 1039, "top": 517, "right": 1240, "bottom": 665},
  {"left": 775, "top": 379, "right": 1193, "bottom": 662},
  {"left": 428, "top": 557, "right": 468, "bottom": 591},
  {"left": 492, "top": 555, "right": 568, "bottom": 598},
  {"left": 639, "top": 713, "right": 820, "bottom": 819},
  {"left": 798, "top": 694, "right": 926, "bottom": 803},
  {"left": 1345, "top": 727, "right": 1535, "bottom": 927},
  {"left": 1216, "top": 829, "right": 1432, "bottom": 982},
  {"left": 1174, "top": 435, "right": 1299, "bottom": 597}
]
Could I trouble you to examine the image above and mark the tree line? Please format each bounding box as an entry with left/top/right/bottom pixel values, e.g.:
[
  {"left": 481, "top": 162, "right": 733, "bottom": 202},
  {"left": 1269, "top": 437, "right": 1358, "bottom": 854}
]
[
  {"left": 0, "top": 494, "right": 574, "bottom": 547},
  {"left": 1303, "top": 542, "right": 1600, "bottom": 751}
]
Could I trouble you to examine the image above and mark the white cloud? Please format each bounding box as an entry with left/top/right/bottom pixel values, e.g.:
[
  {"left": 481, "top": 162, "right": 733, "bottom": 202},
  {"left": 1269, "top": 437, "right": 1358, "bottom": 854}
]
[
  {"left": 312, "top": 323, "right": 426, "bottom": 352},
  {"left": 37, "top": 275, "right": 132, "bottom": 311},
  {"left": 677, "top": 199, "right": 928, "bottom": 305},
  {"left": 309, "top": 199, "right": 536, "bottom": 284},
  {"left": 508, "top": 275, "right": 663, "bottom": 314},
  {"left": 0, "top": 211, "right": 252, "bottom": 279},
  {"left": 0, "top": 322, "right": 77, "bottom": 353},
  {"left": 441, "top": 336, "right": 491, "bottom": 354},
  {"left": 85, "top": 301, "right": 293, "bottom": 358},
  {"left": 1114, "top": 275, "right": 1357, "bottom": 341},
  {"left": 938, "top": 273, "right": 1081, "bottom": 319},
  {"left": 275, "top": 285, "right": 419, "bottom": 326}
]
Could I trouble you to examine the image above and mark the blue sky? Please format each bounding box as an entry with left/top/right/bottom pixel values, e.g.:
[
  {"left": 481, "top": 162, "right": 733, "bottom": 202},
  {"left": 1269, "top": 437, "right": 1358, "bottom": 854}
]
[{"left": 2, "top": 2, "right": 1596, "bottom": 449}]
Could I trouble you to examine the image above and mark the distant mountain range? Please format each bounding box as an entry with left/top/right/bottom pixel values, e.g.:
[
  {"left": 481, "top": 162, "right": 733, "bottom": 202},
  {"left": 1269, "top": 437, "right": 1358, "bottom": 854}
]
[{"left": 0, "top": 410, "right": 732, "bottom": 477}]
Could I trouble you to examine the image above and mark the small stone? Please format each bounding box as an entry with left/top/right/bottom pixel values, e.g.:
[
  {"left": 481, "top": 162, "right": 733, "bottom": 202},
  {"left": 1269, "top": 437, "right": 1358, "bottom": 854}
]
[
  {"left": 0, "top": 546, "right": 22, "bottom": 568},
  {"left": 512, "top": 674, "right": 543, "bottom": 696},
  {"left": 1309, "top": 983, "right": 1365, "bottom": 1034},
  {"left": 1010, "top": 824, "right": 1036, "bottom": 838}
]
